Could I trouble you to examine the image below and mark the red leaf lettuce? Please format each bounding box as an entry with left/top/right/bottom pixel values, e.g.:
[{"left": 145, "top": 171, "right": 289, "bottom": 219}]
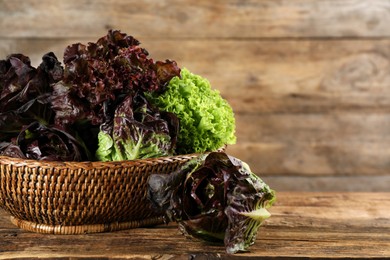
[{"left": 148, "top": 152, "right": 275, "bottom": 254}]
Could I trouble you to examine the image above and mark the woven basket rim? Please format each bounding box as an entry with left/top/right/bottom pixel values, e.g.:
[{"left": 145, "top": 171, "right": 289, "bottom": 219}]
[
  {"left": 0, "top": 146, "right": 225, "bottom": 168},
  {"left": 0, "top": 152, "right": 205, "bottom": 170}
]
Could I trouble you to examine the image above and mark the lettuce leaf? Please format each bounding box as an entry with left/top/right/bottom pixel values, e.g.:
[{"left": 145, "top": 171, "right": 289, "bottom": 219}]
[
  {"left": 0, "top": 52, "right": 63, "bottom": 141},
  {"left": 95, "top": 93, "right": 179, "bottom": 161},
  {"left": 7, "top": 121, "right": 86, "bottom": 161},
  {"left": 146, "top": 68, "right": 236, "bottom": 154},
  {"left": 52, "top": 30, "right": 180, "bottom": 128}
]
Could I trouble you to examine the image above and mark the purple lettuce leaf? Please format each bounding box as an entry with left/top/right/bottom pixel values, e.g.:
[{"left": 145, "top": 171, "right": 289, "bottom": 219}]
[
  {"left": 52, "top": 30, "right": 180, "bottom": 128},
  {"left": 96, "top": 92, "right": 179, "bottom": 161},
  {"left": 148, "top": 152, "right": 275, "bottom": 254},
  {"left": 12, "top": 121, "right": 86, "bottom": 161},
  {"left": 0, "top": 52, "right": 63, "bottom": 141}
]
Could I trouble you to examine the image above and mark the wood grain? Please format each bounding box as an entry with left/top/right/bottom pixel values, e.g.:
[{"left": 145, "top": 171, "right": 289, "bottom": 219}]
[
  {"left": 261, "top": 175, "right": 390, "bottom": 192},
  {"left": 1, "top": 0, "right": 390, "bottom": 38},
  {"left": 0, "top": 192, "right": 389, "bottom": 259},
  {"left": 227, "top": 113, "right": 390, "bottom": 176}
]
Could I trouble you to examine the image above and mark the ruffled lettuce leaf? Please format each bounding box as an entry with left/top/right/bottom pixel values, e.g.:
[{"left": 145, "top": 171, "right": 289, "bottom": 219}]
[
  {"left": 146, "top": 68, "right": 236, "bottom": 154},
  {"left": 52, "top": 30, "right": 180, "bottom": 128}
]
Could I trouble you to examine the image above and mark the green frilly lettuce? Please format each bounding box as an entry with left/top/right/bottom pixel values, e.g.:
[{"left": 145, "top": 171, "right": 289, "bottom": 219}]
[{"left": 146, "top": 68, "right": 236, "bottom": 154}]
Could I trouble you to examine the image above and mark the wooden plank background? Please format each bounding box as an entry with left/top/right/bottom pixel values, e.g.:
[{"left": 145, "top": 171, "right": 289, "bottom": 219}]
[{"left": 1, "top": 0, "right": 389, "bottom": 191}]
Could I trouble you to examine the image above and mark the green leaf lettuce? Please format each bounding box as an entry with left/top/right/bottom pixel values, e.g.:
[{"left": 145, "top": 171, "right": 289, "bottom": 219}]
[{"left": 146, "top": 68, "right": 236, "bottom": 154}]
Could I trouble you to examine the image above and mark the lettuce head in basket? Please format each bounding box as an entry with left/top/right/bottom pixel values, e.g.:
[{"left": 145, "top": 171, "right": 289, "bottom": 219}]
[
  {"left": 0, "top": 30, "right": 236, "bottom": 161},
  {"left": 146, "top": 68, "right": 236, "bottom": 155},
  {"left": 148, "top": 152, "right": 276, "bottom": 254}
]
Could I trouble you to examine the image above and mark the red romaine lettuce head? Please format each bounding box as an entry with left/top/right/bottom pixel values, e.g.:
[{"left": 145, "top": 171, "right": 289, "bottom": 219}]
[
  {"left": 0, "top": 52, "right": 63, "bottom": 111},
  {"left": 52, "top": 30, "right": 180, "bottom": 127},
  {"left": 6, "top": 121, "right": 87, "bottom": 161},
  {"left": 0, "top": 53, "right": 63, "bottom": 141},
  {"left": 0, "top": 54, "right": 35, "bottom": 109},
  {"left": 95, "top": 92, "right": 179, "bottom": 161},
  {"left": 148, "top": 152, "right": 275, "bottom": 254}
]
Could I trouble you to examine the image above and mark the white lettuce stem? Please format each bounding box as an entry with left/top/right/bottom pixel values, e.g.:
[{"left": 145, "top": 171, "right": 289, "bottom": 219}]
[{"left": 240, "top": 207, "right": 271, "bottom": 222}]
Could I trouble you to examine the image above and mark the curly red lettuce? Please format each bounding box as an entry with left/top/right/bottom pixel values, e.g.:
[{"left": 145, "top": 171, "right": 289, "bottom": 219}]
[
  {"left": 48, "top": 30, "right": 180, "bottom": 160},
  {"left": 51, "top": 30, "right": 180, "bottom": 128}
]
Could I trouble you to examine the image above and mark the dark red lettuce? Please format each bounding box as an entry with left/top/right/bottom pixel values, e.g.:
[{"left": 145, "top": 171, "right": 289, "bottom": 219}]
[
  {"left": 1, "top": 30, "right": 180, "bottom": 161},
  {"left": 0, "top": 52, "right": 63, "bottom": 141},
  {"left": 3, "top": 121, "right": 86, "bottom": 161},
  {"left": 148, "top": 152, "right": 275, "bottom": 254},
  {"left": 96, "top": 92, "right": 179, "bottom": 161},
  {"left": 52, "top": 30, "right": 180, "bottom": 128},
  {"left": 0, "top": 53, "right": 94, "bottom": 161}
]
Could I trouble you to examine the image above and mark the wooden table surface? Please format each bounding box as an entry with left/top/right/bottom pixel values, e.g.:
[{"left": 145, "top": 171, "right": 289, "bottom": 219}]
[{"left": 0, "top": 192, "right": 389, "bottom": 259}]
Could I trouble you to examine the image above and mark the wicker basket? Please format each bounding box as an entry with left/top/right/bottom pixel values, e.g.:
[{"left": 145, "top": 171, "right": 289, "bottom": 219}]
[{"left": 0, "top": 153, "right": 200, "bottom": 234}]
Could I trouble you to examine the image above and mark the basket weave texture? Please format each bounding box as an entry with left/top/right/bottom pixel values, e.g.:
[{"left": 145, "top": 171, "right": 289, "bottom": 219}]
[{"left": 0, "top": 154, "right": 199, "bottom": 234}]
